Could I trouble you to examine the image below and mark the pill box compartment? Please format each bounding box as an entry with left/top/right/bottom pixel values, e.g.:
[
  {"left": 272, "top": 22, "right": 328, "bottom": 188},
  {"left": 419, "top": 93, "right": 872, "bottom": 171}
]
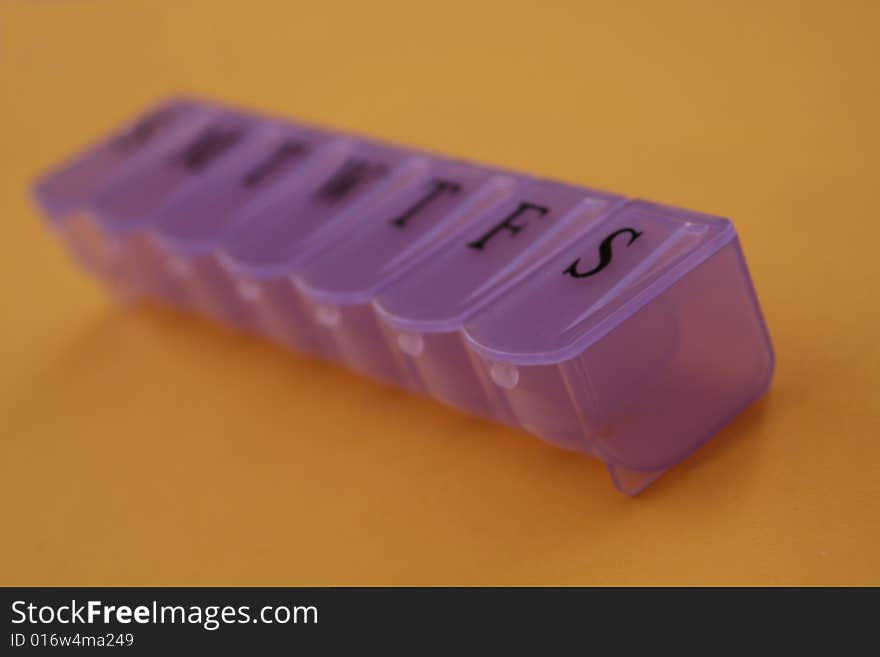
[
  {"left": 32, "top": 98, "right": 211, "bottom": 297},
  {"left": 464, "top": 201, "right": 775, "bottom": 494}
]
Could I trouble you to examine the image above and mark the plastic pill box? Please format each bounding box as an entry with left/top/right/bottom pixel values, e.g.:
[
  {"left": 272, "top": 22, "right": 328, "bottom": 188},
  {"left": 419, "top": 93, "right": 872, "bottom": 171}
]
[{"left": 33, "top": 97, "right": 774, "bottom": 494}]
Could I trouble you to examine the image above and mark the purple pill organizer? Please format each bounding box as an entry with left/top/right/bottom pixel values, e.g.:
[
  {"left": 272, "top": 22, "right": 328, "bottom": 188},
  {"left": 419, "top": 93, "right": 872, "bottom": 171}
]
[{"left": 33, "top": 97, "right": 774, "bottom": 494}]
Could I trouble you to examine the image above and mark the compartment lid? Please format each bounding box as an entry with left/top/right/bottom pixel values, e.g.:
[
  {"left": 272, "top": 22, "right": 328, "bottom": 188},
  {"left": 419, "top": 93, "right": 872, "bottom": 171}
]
[
  {"left": 464, "top": 200, "right": 736, "bottom": 365},
  {"left": 33, "top": 97, "right": 206, "bottom": 220}
]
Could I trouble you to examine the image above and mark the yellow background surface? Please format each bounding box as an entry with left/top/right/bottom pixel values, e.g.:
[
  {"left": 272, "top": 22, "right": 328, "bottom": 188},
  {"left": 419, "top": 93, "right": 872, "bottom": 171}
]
[{"left": 1, "top": 1, "right": 878, "bottom": 585}]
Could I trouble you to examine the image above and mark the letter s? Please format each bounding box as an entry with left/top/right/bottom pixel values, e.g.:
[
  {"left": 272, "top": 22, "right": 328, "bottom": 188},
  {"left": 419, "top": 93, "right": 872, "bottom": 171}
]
[
  {"left": 11, "top": 601, "right": 26, "bottom": 624},
  {"left": 563, "top": 227, "right": 643, "bottom": 278}
]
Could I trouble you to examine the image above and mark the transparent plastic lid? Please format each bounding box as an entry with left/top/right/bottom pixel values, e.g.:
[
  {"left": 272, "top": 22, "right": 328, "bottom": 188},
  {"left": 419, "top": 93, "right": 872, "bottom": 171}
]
[
  {"left": 90, "top": 109, "right": 261, "bottom": 235},
  {"left": 150, "top": 121, "right": 330, "bottom": 254},
  {"left": 217, "top": 141, "right": 427, "bottom": 278},
  {"left": 296, "top": 160, "right": 519, "bottom": 304},
  {"left": 373, "top": 180, "right": 625, "bottom": 332},
  {"left": 33, "top": 97, "right": 206, "bottom": 220},
  {"left": 464, "top": 200, "right": 735, "bottom": 364}
]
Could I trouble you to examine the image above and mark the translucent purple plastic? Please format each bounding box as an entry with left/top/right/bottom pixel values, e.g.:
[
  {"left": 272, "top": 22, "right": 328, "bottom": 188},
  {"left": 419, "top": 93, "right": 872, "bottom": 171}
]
[{"left": 32, "top": 97, "right": 775, "bottom": 494}]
